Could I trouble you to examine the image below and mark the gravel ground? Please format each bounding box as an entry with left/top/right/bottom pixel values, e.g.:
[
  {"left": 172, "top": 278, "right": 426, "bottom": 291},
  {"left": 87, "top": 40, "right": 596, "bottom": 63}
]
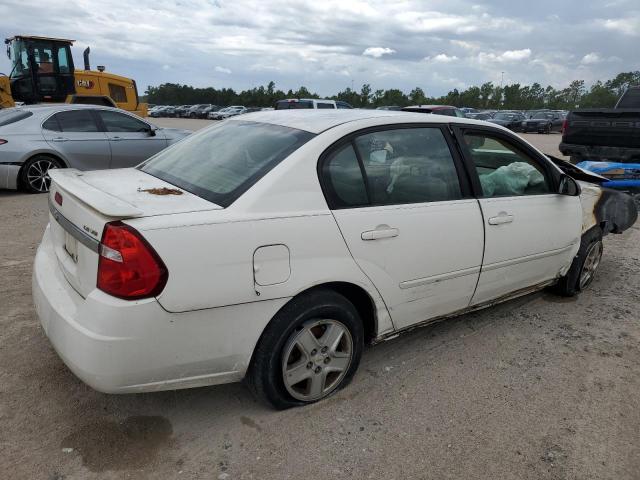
[{"left": 1, "top": 131, "right": 639, "bottom": 480}]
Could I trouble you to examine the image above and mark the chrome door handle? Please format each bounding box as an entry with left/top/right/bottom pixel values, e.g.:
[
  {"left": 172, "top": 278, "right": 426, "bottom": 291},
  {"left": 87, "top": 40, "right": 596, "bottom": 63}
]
[
  {"left": 51, "top": 137, "right": 68, "bottom": 142},
  {"left": 361, "top": 226, "right": 399, "bottom": 241},
  {"left": 488, "top": 213, "right": 514, "bottom": 225}
]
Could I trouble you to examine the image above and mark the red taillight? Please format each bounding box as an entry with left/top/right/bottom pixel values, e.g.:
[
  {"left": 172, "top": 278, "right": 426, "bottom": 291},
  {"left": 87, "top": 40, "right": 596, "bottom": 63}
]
[
  {"left": 561, "top": 119, "right": 568, "bottom": 135},
  {"left": 0, "top": 139, "right": 7, "bottom": 145},
  {"left": 54, "top": 191, "right": 63, "bottom": 206},
  {"left": 97, "top": 221, "right": 168, "bottom": 300}
]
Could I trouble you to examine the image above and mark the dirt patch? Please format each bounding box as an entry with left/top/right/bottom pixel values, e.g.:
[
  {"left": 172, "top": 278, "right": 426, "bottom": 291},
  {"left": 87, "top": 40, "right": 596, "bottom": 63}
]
[{"left": 60, "top": 416, "right": 172, "bottom": 472}]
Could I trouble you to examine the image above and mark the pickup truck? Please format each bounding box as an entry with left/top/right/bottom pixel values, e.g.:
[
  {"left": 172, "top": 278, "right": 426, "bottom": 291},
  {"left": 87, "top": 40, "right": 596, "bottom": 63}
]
[
  {"left": 560, "top": 86, "right": 640, "bottom": 164},
  {"left": 560, "top": 86, "right": 640, "bottom": 204}
]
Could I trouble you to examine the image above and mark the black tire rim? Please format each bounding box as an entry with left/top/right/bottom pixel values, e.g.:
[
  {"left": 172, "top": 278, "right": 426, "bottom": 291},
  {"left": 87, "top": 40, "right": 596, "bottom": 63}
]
[{"left": 27, "top": 159, "right": 56, "bottom": 192}]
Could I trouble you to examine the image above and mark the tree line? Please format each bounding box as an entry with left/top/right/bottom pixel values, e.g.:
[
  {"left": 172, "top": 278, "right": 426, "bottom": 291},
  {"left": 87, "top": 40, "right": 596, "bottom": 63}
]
[{"left": 144, "top": 71, "right": 640, "bottom": 110}]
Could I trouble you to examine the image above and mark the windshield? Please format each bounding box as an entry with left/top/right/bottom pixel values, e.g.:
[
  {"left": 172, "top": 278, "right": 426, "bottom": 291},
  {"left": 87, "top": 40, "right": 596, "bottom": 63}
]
[
  {"left": 0, "top": 108, "right": 33, "bottom": 127},
  {"left": 140, "top": 121, "right": 315, "bottom": 207},
  {"left": 275, "top": 100, "right": 314, "bottom": 110},
  {"left": 494, "top": 113, "right": 515, "bottom": 120},
  {"left": 533, "top": 112, "right": 553, "bottom": 119}
]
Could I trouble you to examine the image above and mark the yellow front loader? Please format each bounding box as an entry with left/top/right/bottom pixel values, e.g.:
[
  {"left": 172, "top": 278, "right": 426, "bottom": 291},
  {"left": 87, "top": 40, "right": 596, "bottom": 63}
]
[{"left": 0, "top": 35, "right": 147, "bottom": 116}]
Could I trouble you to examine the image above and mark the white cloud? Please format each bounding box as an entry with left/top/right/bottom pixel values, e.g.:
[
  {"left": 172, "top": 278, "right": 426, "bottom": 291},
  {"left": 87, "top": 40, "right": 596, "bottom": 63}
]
[
  {"left": 601, "top": 17, "right": 640, "bottom": 36},
  {"left": 425, "top": 53, "right": 459, "bottom": 63},
  {"left": 478, "top": 49, "right": 532, "bottom": 64},
  {"left": 581, "top": 52, "right": 601, "bottom": 64},
  {"left": 362, "top": 47, "right": 396, "bottom": 58},
  {"left": 214, "top": 66, "right": 232, "bottom": 74}
]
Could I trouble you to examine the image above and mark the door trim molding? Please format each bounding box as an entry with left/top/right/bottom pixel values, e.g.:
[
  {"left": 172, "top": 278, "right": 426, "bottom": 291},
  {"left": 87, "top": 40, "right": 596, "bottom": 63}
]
[
  {"left": 399, "top": 265, "right": 481, "bottom": 289},
  {"left": 481, "top": 243, "right": 576, "bottom": 272}
]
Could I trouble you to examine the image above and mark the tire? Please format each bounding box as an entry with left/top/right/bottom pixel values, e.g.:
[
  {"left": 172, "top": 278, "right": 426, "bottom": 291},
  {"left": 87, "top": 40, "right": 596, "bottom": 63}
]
[
  {"left": 552, "top": 227, "right": 603, "bottom": 297},
  {"left": 246, "top": 289, "right": 364, "bottom": 409},
  {"left": 20, "top": 155, "right": 62, "bottom": 193}
]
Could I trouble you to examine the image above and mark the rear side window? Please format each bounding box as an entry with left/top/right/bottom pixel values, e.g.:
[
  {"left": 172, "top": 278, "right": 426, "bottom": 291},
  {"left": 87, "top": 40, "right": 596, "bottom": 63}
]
[
  {"left": 49, "top": 110, "right": 99, "bottom": 132},
  {"left": 617, "top": 88, "right": 640, "bottom": 108},
  {"left": 0, "top": 109, "right": 33, "bottom": 127},
  {"left": 140, "top": 121, "right": 314, "bottom": 207},
  {"left": 354, "top": 128, "right": 462, "bottom": 205},
  {"left": 321, "top": 127, "right": 463, "bottom": 208},
  {"left": 322, "top": 144, "right": 368, "bottom": 208},
  {"left": 317, "top": 103, "right": 335, "bottom": 109}
]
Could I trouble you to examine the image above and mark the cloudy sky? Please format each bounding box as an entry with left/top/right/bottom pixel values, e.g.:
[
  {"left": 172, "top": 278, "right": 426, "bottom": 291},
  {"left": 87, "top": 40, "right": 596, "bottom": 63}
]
[{"left": 1, "top": 0, "right": 639, "bottom": 96}]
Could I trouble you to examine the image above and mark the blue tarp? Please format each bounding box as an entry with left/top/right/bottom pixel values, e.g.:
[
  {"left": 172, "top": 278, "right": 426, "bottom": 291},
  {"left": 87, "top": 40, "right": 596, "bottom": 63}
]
[{"left": 576, "top": 161, "right": 640, "bottom": 189}]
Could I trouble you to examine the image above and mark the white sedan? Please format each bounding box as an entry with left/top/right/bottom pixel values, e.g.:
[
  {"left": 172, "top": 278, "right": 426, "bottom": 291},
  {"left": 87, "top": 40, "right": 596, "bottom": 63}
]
[{"left": 33, "top": 110, "right": 636, "bottom": 408}]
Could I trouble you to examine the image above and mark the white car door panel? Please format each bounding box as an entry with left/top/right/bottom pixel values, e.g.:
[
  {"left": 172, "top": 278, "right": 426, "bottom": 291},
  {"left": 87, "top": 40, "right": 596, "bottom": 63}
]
[
  {"left": 333, "top": 200, "right": 484, "bottom": 328},
  {"left": 322, "top": 126, "right": 485, "bottom": 330},
  {"left": 454, "top": 128, "right": 583, "bottom": 306},
  {"left": 472, "top": 194, "right": 581, "bottom": 304}
]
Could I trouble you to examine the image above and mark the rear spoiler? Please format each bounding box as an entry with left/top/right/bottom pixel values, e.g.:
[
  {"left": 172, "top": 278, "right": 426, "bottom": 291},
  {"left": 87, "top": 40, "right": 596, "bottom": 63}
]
[
  {"left": 546, "top": 155, "right": 609, "bottom": 184},
  {"left": 49, "top": 169, "right": 144, "bottom": 218}
]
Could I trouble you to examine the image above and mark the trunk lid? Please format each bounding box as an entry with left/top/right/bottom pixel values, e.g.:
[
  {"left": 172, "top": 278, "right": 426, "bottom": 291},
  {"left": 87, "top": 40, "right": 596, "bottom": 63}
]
[{"left": 47, "top": 168, "right": 221, "bottom": 298}]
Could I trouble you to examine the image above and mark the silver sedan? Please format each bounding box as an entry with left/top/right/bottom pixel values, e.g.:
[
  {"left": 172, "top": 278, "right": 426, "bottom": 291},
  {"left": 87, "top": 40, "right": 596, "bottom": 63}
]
[{"left": 0, "top": 105, "right": 190, "bottom": 193}]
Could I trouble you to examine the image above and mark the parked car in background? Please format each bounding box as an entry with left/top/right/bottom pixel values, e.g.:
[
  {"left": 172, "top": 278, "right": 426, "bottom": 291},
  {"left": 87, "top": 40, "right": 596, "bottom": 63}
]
[
  {"left": 175, "top": 105, "right": 193, "bottom": 118},
  {"left": 460, "top": 107, "right": 479, "bottom": 115},
  {"left": 522, "top": 111, "right": 564, "bottom": 134},
  {"left": 488, "top": 112, "right": 526, "bottom": 131},
  {"left": 0, "top": 105, "right": 191, "bottom": 193},
  {"left": 201, "top": 105, "right": 221, "bottom": 118},
  {"left": 274, "top": 99, "right": 353, "bottom": 110},
  {"left": 466, "top": 112, "right": 494, "bottom": 120},
  {"left": 560, "top": 86, "right": 640, "bottom": 164},
  {"left": 34, "top": 110, "right": 636, "bottom": 409},
  {"left": 208, "top": 106, "right": 248, "bottom": 120},
  {"left": 149, "top": 106, "right": 176, "bottom": 118},
  {"left": 401, "top": 105, "right": 467, "bottom": 117},
  {"left": 376, "top": 106, "right": 402, "bottom": 111},
  {"left": 187, "top": 104, "right": 214, "bottom": 118}
]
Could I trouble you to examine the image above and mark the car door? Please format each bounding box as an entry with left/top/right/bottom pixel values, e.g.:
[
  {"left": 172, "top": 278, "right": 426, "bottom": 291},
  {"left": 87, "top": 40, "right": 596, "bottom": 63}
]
[
  {"left": 41, "top": 109, "right": 111, "bottom": 170},
  {"left": 320, "top": 125, "right": 485, "bottom": 330},
  {"left": 453, "top": 126, "right": 582, "bottom": 305},
  {"left": 95, "top": 110, "right": 168, "bottom": 168}
]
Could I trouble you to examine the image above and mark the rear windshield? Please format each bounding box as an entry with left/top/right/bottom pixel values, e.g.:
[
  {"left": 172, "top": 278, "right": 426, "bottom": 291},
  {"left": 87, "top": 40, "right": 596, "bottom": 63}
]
[
  {"left": 140, "top": 121, "right": 314, "bottom": 207},
  {"left": 617, "top": 88, "right": 640, "bottom": 108},
  {"left": 275, "top": 100, "right": 314, "bottom": 110},
  {"left": 0, "top": 109, "right": 33, "bottom": 127}
]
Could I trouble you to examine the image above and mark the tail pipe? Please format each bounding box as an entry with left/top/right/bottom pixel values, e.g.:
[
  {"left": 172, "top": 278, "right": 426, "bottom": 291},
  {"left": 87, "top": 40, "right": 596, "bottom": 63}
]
[{"left": 83, "top": 47, "right": 90, "bottom": 70}]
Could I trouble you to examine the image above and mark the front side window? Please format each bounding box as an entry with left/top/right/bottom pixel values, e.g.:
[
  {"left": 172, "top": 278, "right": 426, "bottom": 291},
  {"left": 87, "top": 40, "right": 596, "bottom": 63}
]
[
  {"left": 51, "top": 110, "right": 99, "bottom": 132},
  {"left": 108, "top": 84, "right": 128, "bottom": 103},
  {"left": 462, "top": 133, "right": 552, "bottom": 197},
  {"left": 140, "top": 121, "right": 314, "bottom": 207},
  {"left": 97, "top": 110, "right": 149, "bottom": 132}
]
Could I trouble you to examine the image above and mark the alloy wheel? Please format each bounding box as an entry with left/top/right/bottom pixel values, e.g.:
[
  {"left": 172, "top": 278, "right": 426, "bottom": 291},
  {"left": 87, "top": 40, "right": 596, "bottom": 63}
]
[
  {"left": 579, "top": 240, "right": 603, "bottom": 290},
  {"left": 26, "top": 159, "right": 57, "bottom": 193},
  {"left": 281, "top": 319, "right": 353, "bottom": 402}
]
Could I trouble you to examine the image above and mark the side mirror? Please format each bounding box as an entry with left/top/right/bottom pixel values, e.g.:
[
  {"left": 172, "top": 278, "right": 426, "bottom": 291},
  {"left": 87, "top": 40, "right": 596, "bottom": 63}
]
[
  {"left": 147, "top": 126, "right": 157, "bottom": 137},
  {"left": 559, "top": 174, "right": 581, "bottom": 196}
]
